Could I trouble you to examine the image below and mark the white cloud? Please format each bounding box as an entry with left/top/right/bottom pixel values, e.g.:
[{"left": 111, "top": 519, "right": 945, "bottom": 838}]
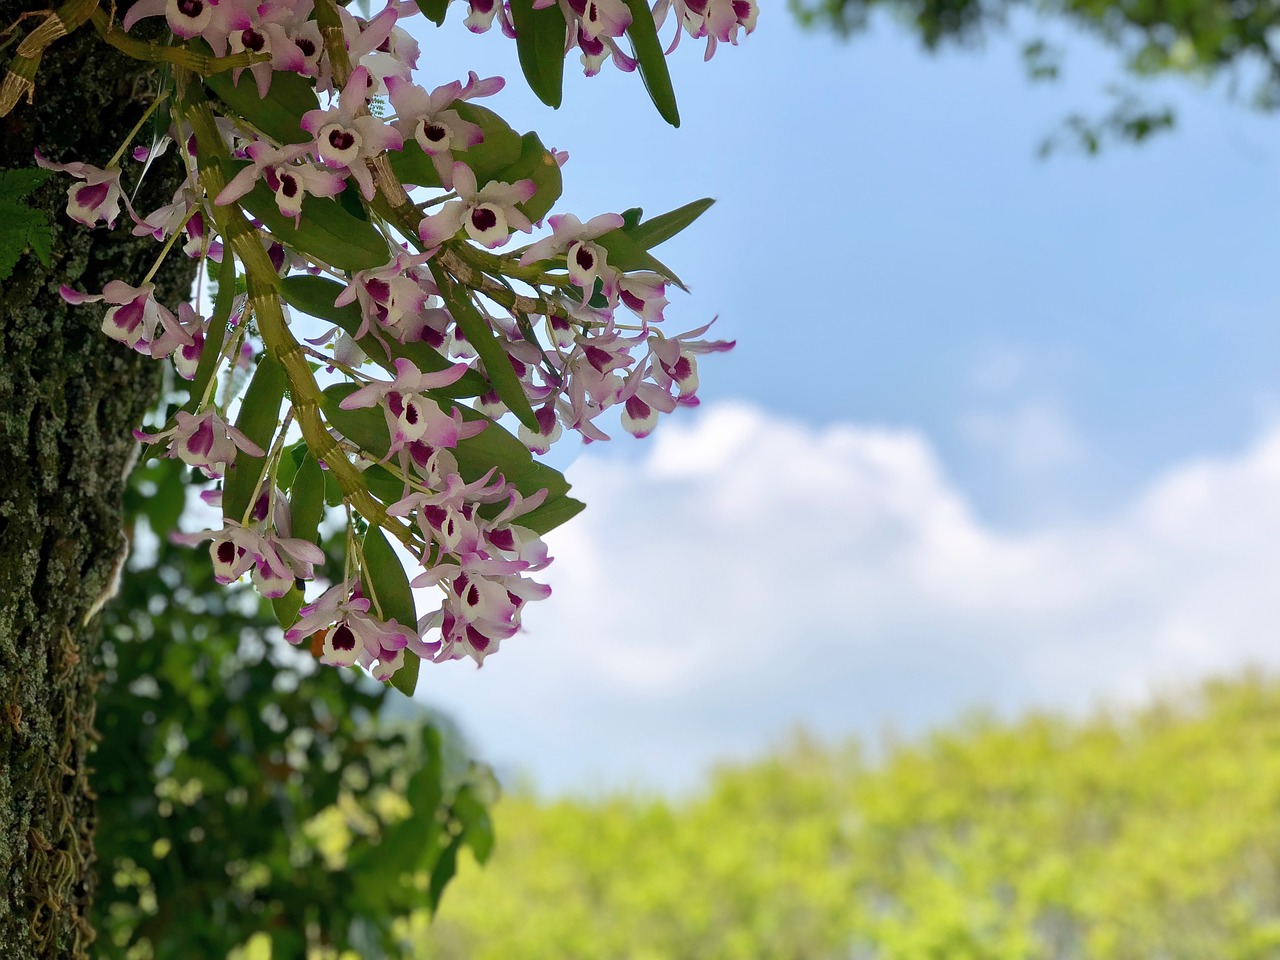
[{"left": 419, "top": 403, "right": 1280, "bottom": 793}]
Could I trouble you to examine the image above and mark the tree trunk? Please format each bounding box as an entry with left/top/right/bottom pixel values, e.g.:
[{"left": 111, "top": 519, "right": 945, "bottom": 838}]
[{"left": 0, "top": 8, "right": 197, "bottom": 956}]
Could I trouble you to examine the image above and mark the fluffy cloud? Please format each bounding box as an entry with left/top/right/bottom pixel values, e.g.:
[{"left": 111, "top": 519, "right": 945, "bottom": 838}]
[{"left": 420, "top": 403, "right": 1280, "bottom": 793}]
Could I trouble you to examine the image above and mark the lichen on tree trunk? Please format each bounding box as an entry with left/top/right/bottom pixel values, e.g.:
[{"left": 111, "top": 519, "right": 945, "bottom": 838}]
[{"left": 0, "top": 6, "right": 197, "bottom": 955}]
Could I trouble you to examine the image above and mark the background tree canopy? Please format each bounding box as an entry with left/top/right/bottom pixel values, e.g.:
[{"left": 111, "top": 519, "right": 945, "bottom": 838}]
[
  {"left": 791, "top": 0, "right": 1280, "bottom": 151},
  {"left": 418, "top": 673, "right": 1280, "bottom": 959}
]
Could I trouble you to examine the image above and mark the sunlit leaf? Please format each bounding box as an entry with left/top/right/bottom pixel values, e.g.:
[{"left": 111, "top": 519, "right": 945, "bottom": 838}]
[
  {"left": 509, "top": 0, "right": 567, "bottom": 109},
  {"left": 626, "top": 198, "right": 715, "bottom": 250}
]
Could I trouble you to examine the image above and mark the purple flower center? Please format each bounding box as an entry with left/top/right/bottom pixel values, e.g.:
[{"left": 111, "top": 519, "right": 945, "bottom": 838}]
[
  {"left": 72, "top": 180, "right": 112, "bottom": 212},
  {"left": 278, "top": 172, "right": 299, "bottom": 198},
  {"left": 424, "top": 123, "right": 448, "bottom": 143},
  {"left": 187, "top": 419, "right": 215, "bottom": 458},
  {"left": 216, "top": 541, "right": 237, "bottom": 564},
  {"left": 331, "top": 623, "right": 357, "bottom": 651},
  {"left": 297, "top": 38, "right": 317, "bottom": 57},
  {"left": 470, "top": 207, "right": 498, "bottom": 232},
  {"left": 328, "top": 129, "right": 356, "bottom": 152},
  {"left": 176, "top": 0, "right": 204, "bottom": 17},
  {"left": 574, "top": 245, "right": 595, "bottom": 271},
  {"left": 241, "top": 28, "right": 265, "bottom": 51}
]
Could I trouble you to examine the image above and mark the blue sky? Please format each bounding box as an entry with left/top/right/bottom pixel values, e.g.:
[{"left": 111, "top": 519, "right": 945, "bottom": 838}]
[{"left": 383, "top": 9, "right": 1280, "bottom": 792}]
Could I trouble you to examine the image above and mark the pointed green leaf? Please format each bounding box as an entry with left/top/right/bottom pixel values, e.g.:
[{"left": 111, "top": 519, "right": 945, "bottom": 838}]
[
  {"left": 230, "top": 171, "right": 388, "bottom": 271},
  {"left": 388, "top": 650, "right": 421, "bottom": 697},
  {"left": 278, "top": 274, "right": 488, "bottom": 397},
  {"left": 509, "top": 0, "right": 567, "bottom": 109},
  {"left": 626, "top": 197, "right": 714, "bottom": 250},
  {"left": 414, "top": 0, "right": 449, "bottom": 24},
  {"left": 206, "top": 69, "right": 317, "bottom": 144},
  {"left": 290, "top": 453, "right": 325, "bottom": 545},
  {"left": 624, "top": 0, "right": 680, "bottom": 126},
  {"left": 222, "top": 354, "right": 286, "bottom": 522},
  {"left": 518, "top": 492, "right": 585, "bottom": 535},
  {"left": 594, "top": 226, "right": 688, "bottom": 289},
  {"left": 430, "top": 264, "right": 539, "bottom": 431}
]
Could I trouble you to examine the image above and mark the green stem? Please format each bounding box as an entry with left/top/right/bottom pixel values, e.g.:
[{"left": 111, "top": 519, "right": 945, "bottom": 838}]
[{"left": 182, "top": 81, "right": 418, "bottom": 550}]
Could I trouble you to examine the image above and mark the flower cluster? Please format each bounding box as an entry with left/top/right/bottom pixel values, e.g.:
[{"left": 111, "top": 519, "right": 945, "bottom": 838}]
[{"left": 35, "top": 0, "right": 746, "bottom": 689}]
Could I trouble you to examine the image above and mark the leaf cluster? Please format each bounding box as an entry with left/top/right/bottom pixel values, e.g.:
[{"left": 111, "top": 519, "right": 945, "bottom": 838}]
[
  {"left": 417, "top": 672, "right": 1280, "bottom": 958},
  {"left": 0, "top": 167, "right": 53, "bottom": 280}
]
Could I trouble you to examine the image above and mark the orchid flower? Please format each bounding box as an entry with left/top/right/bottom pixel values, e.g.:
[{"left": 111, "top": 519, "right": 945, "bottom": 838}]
[
  {"left": 300, "top": 67, "right": 403, "bottom": 200},
  {"left": 34, "top": 150, "right": 128, "bottom": 228},
  {"left": 417, "top": 162, "right": 535, "bottom": 249}
]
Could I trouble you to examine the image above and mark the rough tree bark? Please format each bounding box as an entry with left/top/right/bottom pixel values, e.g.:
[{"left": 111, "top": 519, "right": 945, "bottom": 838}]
[{"left": 0, "top": 6, "right": 197, "bottom": 955}]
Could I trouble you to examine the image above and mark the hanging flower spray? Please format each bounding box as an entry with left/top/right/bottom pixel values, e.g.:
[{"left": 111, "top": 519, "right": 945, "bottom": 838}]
[{"left": 2, "top": 0, "right": 751, "bottom": 694}]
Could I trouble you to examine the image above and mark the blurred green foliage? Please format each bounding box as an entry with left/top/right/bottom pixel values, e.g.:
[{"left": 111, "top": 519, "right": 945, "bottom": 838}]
[
  {"left": 421, "top": 673, "right": 1280, "bottom": 959},
  {"left": 93, "top": 457, "right": 495, "bottom": 959},
  {"left": 790, "top": 0, "right": 1280, "bottom": 152}
]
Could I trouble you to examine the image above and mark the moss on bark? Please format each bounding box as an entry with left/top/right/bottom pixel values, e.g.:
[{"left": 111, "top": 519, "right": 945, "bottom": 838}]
[{"left": 0, "top": 6, "right": 198, "bottom": 955}]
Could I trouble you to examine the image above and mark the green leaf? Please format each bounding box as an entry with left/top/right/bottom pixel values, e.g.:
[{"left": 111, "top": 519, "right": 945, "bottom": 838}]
[
  {"left": 275, "top": 439, "right": 307, "bottom": 491},
  {"left": 414, "top": 0, "right": 449, "bottom": 24},
  {"left": 490, "top": 132, "right": 563, "bottom": 223},
  {"left": 277, "top": 274, "right": 488, "bottom": 397},
  {"left": 222, "top": 354, "right": 286, "bottom": 522},
  {"left": 320, "top": 386, "right": 393, "bottom": 460},
  {"left": 290, "top": 454, "right": 325, "bottom": 545},
  {"left": 518, "top": 492, "right": 586, "bottom": 536},
  {"left": 271, "top": 587, "right": 304, "bottom": 629},
  {"left": 360, "top": 525, "right": 417, "bottom": 629},
  {"left": 430, "top": 264, "right": 540, "bottom": 431},
  {"left": 0, "top": 167, "right": 53, "bottom": 281},
  {"left": 359, "top": 525, "right": 420, "bottom": 696},
  {"left": 230, "top": 169, "right": 388, "bottom": 271},
  {"left": 595, "top": 227, "right": 688, "bottom": 290},
  {"left": 621, "top": 206, "right": 644, "bottom": 230},
  {"left": 626, "top": 197, "right": 714, "bottom": 250},
  {"left": 389, "top": 649, "right": 421, "bottom": 698},
  {"left": 509, "top": 0, "right": 567, "bottom": 109},
  {"left": 454, "top": 103, "right": 524, "bottom": 181},
  {"left": 206, "top": 69, "right": 317, "bottom": 144},
  {"left": 624, "top": 0, "right": 680, "bottom": 126}
]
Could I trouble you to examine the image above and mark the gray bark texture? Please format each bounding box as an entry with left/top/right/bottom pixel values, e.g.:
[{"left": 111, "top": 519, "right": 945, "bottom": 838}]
[{"left": 0, "top": 7, "right": 197, "bottom": 955}]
